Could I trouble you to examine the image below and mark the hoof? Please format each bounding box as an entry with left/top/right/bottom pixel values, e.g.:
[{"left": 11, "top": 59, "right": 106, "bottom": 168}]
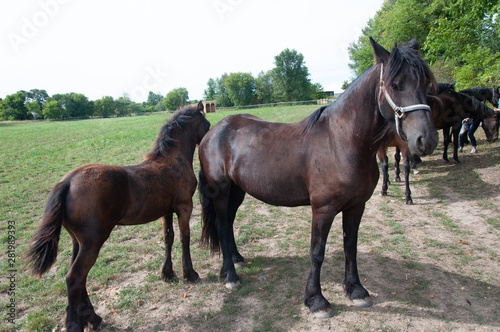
[
  {"left": 161, "top": 269, "right": 176, "bottom": 282},
  {"left": 185, "top": 275, "right": 201, "bottom": 283},
  {"left": 234, "top": 261, "right": 246, "bottom": 269},
  {"left": 225, "top": 280, "right": 242, "bottom": 291},
  {"left": 184, "top": 270, "right": 201, "bottom": 283},
  {"left": 312, "top": 308, "right": 335, "bottom": 318},
  {"left": 352, "top": 297, "right": 373, "bottom": 307},
  {"left": 90, "top": 315, "right": 103, "bottom": 330}
]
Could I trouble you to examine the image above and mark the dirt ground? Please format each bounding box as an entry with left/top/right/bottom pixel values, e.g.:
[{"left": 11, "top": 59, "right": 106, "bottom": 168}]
[{"left": 45, "top": 143, "right": 500, "bottom": 331}]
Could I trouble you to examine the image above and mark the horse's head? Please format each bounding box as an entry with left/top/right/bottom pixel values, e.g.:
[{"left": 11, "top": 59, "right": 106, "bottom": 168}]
[
  {"left": 371, "top": 37, "right": 438, "bottom": 157},
  {"left": 482, "top": 113, "right": 500, "bottom": 142},
  {"left": 194, "top": 101, "right": 211, "bottom": 144}
]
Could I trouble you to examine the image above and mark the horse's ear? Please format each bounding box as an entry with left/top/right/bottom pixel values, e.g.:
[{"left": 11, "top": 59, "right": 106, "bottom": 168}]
[
  {"left": 370, "top": 37, "right": 390, "bottom": 65},
  {"left": 407, "top": 37, "right": 419, "bottom": 51},
  {"left": 197, "top": 101, "right": 205, "bottom": 114}
]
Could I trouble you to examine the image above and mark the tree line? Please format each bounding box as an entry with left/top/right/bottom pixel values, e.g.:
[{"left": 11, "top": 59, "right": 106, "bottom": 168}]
[
  {"left": 347, "top": 0, "right": 499, "bottom": 90},
  {"left": 0, "top": 88, "right": 195, "bottom": 121},
  {"left": 203, "top": 48, "right": 325, "bottom": 107},
  {"left": 1, "top": 48, "right": 325, "bottom": 121}
]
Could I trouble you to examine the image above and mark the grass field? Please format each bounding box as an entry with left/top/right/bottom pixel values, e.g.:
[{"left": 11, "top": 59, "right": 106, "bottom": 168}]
[{"left": 1, "top": 104, "right": 499, "bottom": 331}]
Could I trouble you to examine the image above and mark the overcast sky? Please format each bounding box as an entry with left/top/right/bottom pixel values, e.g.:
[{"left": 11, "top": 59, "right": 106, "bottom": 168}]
[{"left": 0, "top": 0, "right": 384, "bottom": 102}]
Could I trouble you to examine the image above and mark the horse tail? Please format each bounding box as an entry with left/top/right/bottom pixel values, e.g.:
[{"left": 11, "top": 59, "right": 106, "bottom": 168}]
[
  {"left": 198, "top": 168, "right": 221, "bottom": 254},
  {"left": 26, "top": 180, "right": 70, "bottom": 277}
]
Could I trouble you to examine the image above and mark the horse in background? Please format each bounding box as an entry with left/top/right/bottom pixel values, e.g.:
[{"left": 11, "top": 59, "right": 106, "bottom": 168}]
[
  {"left": 26, "top": 103, "right": 210, "bottom": 332},
  {"left": 460, "top": 87, "right": 500, "bottom": 142},
  {"left": 430, "top": 88, "right": 498, "bottom": 164},
  {"left": 198, "top": 38, "right": 438, "bottom": 318},
  {"left": 378, "top": 88, "right": 498, "bottom": 204}
]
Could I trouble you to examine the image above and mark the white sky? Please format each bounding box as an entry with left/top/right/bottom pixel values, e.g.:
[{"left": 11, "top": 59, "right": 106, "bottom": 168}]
[{"left": 0, "top": 0, "right": 384, "bottom": 102}]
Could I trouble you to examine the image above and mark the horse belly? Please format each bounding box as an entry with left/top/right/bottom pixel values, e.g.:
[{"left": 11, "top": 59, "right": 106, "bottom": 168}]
[{"left": 230, "top": 153, "right": 310, "bottom": 207}]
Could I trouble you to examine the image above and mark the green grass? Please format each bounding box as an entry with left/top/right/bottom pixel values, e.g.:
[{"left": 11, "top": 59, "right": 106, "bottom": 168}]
[
  {"left": 2, "top": 103, "right": 500, "bottom": 331},
  {"left": 0, "top": 105, "right": 319, "bottom": 331}
]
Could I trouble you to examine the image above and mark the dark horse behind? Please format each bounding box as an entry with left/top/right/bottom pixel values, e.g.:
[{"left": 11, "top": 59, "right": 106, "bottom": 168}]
[
  {"left": 429, "top": 87, "right": 498, "bottom": 163},
  {"left": 198, "top": 38, "right": 438, "bottom": 318},
  {"left": 460, "top": 86, "right": 500, "bottom": 142},
  {"left": 26, "top": 102, "right": 210, "bottom": 332},
  {"left": 378, "top": 88, "right": 498, "bottom": 204}
]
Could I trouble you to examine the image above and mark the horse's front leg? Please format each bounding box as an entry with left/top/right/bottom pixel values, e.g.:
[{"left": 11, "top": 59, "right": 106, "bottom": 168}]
[
  {"left": 394, "top": 146, "right": 401, "bottom": 182},
  {"left": 342, "top": 203, "right": 372, "bottom": 307},
  {"left": 177, "top": 201, "right": 200, "bottom": 283},
  {"left": 377, "top": 150, "right": 389, "bottom": 196},
  {"left": 403, "top": 152, "right": 413, "bottom": 204},
  {"left": 161, "top": 213, "right": 176, "bottom": 282},
  {"left": 304, "top": 205, "right": 336, "bottom": 318}
]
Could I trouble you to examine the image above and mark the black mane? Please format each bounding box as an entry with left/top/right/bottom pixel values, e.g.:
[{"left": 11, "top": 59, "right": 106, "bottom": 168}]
[
  {"left": 385, "top": 42, "right": 437, "bottom": 95},
  {"left": 303, "top": 105, "right": 329, "bottom": 134},
  {"left": 145, "top": 105, "right": 201, "bottom": 160}
]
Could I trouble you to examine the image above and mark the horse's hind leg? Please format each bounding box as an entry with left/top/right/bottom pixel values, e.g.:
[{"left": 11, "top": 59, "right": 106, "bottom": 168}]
[
  {"left": 342, "top": 203, "right": 372, "bottom": 308},
  {"left": 65, "top": 243, "right": 103, "bottom": 332},
  {"left": 228, "top": 183, "right": 246, "bottom": 267},
  {"left": 161, "top": 213, "right": 176, "bottom": 282},
  {"left": 176, "top": 202, "right": 200, "bottom": 283}
]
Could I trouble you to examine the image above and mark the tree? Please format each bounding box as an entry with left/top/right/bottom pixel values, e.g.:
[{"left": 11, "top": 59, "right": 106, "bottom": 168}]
[
  {"left": 424, "top": 0, "right": 500, "bottom": 88},
  {"left": 26, "top": 100, "right": 41, "bottom": 119},
  {"left": 115, "top": 96, "right": 132, "bottom": 116},
  {"left": 272, "top": 48, "right": 311, "bottom": 101},
  {"left": 42, "top": 100, "right": 66, "bottom": 119},
  {"left": 163, "top": 88, "right": 189, "bottom": 111},
  {"left": 203, "top": 78, "right": 217, "bottom": 101},
  {"left": 93, "top": 96, "right": 115, "bottom": 117},
  {"left": 347, "top": 0, "right": 500, "bottom": 88},
  {"left": 310, "top": 83, "right": 325, "bottom": 100},
  {"left": 215, "top": 74, "right": 233, "bottom": 107},
  {"left": 147, "top": 91, "right": 164, "bottom": 112},
  {"left": 51, "top": 93, "right": 93, "bottom": 118},
  {"left": 225, "top": 72, "right": 256, "bottom": 106},
  {"left": 26, "top": 89, "right": 49, "bottom": 109},
  {"left": 0, "top": 91, "right": 28, "bottom": 120},
  {"left": 255, "top": 70, "right": 274, "bottom": 104}
]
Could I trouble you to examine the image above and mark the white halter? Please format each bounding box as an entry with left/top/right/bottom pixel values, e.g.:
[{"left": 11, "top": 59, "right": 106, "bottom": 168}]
[{"left": 378, "top": 64, "right": 431, "bottom": 141}]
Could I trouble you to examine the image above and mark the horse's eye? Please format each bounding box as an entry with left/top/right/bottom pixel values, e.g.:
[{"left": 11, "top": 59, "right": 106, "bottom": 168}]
[{"left": 392, "top": 83, "right": 404, "bottom": 91}]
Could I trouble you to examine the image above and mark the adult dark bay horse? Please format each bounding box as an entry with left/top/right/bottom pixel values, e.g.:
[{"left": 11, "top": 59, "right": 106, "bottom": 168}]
[
  {"left": 198, "top": 38, "right": 438, "bottom": 318},
  {"left": 428, "top": 88, "right": 498, "bottom": 163},
  {"left": 26, "top": 103, "right": 210, "bottom": 332}
]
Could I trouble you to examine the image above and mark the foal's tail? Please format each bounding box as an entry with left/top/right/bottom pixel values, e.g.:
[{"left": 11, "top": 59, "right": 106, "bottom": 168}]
[
  {"left": 198, "top": 169, "right": 221, "bottom": 254},
  {"left": 26, "top": 180, "right": 69, "bottom": 277}
]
